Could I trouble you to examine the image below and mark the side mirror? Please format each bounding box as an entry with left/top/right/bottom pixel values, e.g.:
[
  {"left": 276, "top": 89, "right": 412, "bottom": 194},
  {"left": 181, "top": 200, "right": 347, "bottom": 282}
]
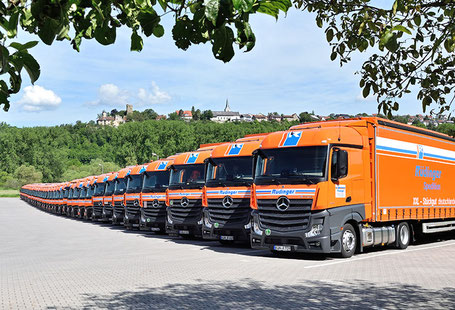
[{"left": 331, "top": 148, "right": 348, "bottom": 182}]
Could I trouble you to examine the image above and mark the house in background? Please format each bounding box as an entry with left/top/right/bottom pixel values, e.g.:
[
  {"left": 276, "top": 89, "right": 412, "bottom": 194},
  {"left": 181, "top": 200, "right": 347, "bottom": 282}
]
[
  {"left": 211, "top": 100, "right": 241, "bottom": 123},
  {"left": 281, "top": 113, "right": 300, "bottom": 122},
  {"left": 253, "top": 113, "right": 267, "bottom": 122}
]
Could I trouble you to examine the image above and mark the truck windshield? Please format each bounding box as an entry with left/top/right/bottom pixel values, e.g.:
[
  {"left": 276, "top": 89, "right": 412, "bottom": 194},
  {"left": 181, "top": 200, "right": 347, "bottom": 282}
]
[
  {"left": 206, "top": 156, "right": 253, "bottom": 187},
  {"left": 169, "top": 164, "right": 205, "bottom": 189},
  {"left": 104, "top": 181, "right": 115, "bottom": 196},
  {"left": 73, "top": 188, "right": 81, "bottom": 199},
  {"left": 143, "top": 171, "right": 169, "bottom": 192},
  {"left": 126, "top": 175, "right": 143, "bottom": 193},
  {"left": 254, "top": 146, "right": 328, "bottom": 185},
  {"left": 86, "top": 185, "right": 94, "bottom": 198},
  {"left": 94, "top": 183, "right": 105, "bottom": 196},
  {"left": 114, "top": 178, "right": 127, "bottom": 195},
  {"left": 80, "top": 187, "right": 87, "bottom": 198}
]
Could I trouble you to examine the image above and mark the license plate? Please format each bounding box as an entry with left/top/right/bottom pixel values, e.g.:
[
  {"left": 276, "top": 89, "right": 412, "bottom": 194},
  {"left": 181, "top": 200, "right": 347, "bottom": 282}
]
[
  {"left": 273, "top": 245, "right": 292, "bottom": 252},
  {"left": 132, "top": 224, "right": 139, "bottom": 227},
  {"left": 151, "top": 227, "right": 161, "bottom": 232},
  {"left": 179, "top": 230, "right": 190, "bottom": 235},
  {"left": 220, "top": 235, "right": 234, "bottom": 241}
]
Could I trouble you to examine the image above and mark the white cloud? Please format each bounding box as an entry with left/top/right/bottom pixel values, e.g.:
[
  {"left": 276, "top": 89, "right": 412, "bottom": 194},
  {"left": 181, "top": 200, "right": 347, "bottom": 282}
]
[
  {"left": 87, "top": 83, "right": 129, "bottom": 106},
  {"left": 17, "top": 85, "right": 62, "bottom": 112},
  {"left": 87, "top": 82, "right": 171, "bottom": 108},
  {"left": 137, "top": 82, "right": 171, "bottom": 105}
]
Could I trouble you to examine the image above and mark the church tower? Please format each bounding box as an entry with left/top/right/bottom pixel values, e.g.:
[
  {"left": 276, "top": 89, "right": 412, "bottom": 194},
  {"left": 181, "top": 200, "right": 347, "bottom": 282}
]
[{"left": 224, "top": 99, "right": 231, "bottom": 112}]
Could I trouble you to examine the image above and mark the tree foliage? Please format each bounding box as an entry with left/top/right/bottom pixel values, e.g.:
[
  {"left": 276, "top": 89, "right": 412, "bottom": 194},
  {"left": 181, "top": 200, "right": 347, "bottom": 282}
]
[
  {"left": 0, "top": 0, "right": 291, "bottom": 111},
  {"left": 298, "top": 0, "right": 455, "bottom": 117},
  {"left": 0, "top": 119, "right": 293, "bottom": 186}
]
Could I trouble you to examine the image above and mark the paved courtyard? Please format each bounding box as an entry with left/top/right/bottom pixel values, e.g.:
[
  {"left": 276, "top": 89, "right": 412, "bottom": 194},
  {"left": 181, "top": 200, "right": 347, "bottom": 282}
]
[{"left": 1, "top": 198, "right": 455, "bottom": 309}]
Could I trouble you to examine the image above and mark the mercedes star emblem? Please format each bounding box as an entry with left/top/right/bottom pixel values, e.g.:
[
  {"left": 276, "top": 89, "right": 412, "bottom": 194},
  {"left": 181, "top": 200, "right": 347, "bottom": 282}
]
[
  {"left": 133, "top": 199, "right": 139, "bottom": 207},
  {"left": 222, "top": 196, "right": 233, "bottom": 208},
  {"left": 276, "top": 196, "right": 290, "bottom": 211},
  {"left": 152, "top": 199, "right": 160, "bottom": 208},
  {"left": 180, "top": 197, "right": 189, "bottom": 207}
]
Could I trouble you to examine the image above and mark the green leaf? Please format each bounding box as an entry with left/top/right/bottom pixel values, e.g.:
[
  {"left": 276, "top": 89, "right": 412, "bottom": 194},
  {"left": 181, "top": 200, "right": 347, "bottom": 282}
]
[
  {"left": 158, "top": 0, "right": 168, "bottom": 12},
  {"left": 204, "top": 0, "right": 220, "bottom": 25},
  {"left": 21, "top": 53, "right": 40, "bottom": 84},
  {"left": 326, "top": 29, "right": 334, "bottom": 42},
  {"left": 38, "top": 18, "right": 59, "bottom": 45},
  {"left": 379, "top": 30, "right": 393, "bottom": 48},
  {"left": 138, "top": 10, "right": 160, "bottom": 37},
  {"left": 153, "top": 25, "right": 164, "bottom": 38},
  {"left": 0, "top": 45, "right": 10, "bottom": 74},
  {"left": 172, "top": 16, "right": 192, "bottom": 50},
  {"left": 414, "top": 15, "right": 421, "bottom": 27},
  {"left": 256, "top": 0, "right": 291, "bottom": 20},
  {"left": 362, "top": 84, "right": 370, "bottom": 98},
  {"left": 212, "top": 26, "right": 235, "bottom": 62},
  {"left": 10, "top": 41, "right": 39, "bottom": 51},
  {"left": 7, "top": 11, "right": 19, "bottom": 38},
  {"left": 330, "top": 51, "right": 337, "bottom": 61},
  {"left": 131, "top": 31, "right": 143, "bottom": 52},
  {"left": 391, "top": 25, "right": 411, "bottom": 35},
  {"left": 233, "top": 0, "right": 254, "bottom": 12}
]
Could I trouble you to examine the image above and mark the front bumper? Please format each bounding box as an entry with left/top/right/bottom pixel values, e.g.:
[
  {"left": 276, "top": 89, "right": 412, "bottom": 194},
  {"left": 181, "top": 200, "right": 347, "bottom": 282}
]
[
  {"left": 139, "top": 206, "right": 166, "bottom": 232},
  {"left": 166, "top": 207, "right": 202, "bottom": 237},
  {"left": 250, "top": 210, "right": 336, "bottom": 254},
  {"left": 202, "top": 209, "right": 251, "bottom": 242}
]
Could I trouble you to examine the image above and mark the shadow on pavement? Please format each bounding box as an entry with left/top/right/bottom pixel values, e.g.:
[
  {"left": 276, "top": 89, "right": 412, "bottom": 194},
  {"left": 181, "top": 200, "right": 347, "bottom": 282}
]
[{"left": 80, "top": 279, "right": 455, "bottom": 309}]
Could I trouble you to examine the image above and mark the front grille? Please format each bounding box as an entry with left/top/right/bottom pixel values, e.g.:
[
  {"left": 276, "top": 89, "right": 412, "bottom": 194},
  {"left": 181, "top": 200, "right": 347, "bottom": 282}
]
[
  {"left": 169, "top": 199, "right": 203, "bottom": 223},
  {"left": 207, "top": 198, "right": 251, "bottom": 225},
  {"left": 142, "top": 201, "right": 166, "bottom": 221},
  {"left": 257, "top": 199, "right": 312, "bottom": 232},
  {"left": 93, "top": 205, "right": 102, "bottom": 214},
  {"left": 125, "top": 204, "right": 140, "bottom": 217},
  {"left": 113, "top": 204, "right": 124, "bottom": 216}
]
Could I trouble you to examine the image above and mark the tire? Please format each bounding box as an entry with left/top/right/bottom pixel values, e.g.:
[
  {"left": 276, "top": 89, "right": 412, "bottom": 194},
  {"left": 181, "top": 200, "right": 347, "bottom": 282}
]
[
  {"left": 340, "top": 223, "right": 357, "bottom": 258},
  {"left": 396, "top": 222, "right": 410, "bottom": 249}
]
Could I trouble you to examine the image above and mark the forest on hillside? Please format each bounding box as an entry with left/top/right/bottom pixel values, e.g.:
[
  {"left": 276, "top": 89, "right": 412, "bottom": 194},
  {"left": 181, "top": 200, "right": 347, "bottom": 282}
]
[{"left": 0, "top": 120, "right": 294, "bottom": 188}]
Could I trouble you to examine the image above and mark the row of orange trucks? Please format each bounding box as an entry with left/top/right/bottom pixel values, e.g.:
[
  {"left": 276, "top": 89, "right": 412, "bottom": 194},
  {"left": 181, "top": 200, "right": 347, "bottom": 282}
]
[{"left": 20, "top": 117, "right": 455, "bottom": 258}]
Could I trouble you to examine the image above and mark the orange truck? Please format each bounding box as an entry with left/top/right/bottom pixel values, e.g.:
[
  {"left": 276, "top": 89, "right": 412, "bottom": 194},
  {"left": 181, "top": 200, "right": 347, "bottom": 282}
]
[
  {"left": 112, "top": 167, "right": 132, "bottom": 225},
  {"left": 250, "top": 117, "right": 455, "bottom": 257},
  {"left": 124, "top": 164, "right": 148, "bottom": 229},
  {"left": 202, "top": 134, "right": 267, "bottom": 243},
  {"left": 140, "top": 157, "right": 174, "bottom": 232},
  {"left": 166, "top": 144, "right": 224, "bottom": 237},
  {"left": 100, "top": 172, "right": 118, "bottom": 222},
  {"left": 92, "top": 174, "right": 110, "bottom": 221}
]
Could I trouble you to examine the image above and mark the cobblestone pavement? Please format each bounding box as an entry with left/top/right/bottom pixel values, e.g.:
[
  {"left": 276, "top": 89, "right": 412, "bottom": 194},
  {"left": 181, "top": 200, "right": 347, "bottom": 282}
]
[{"left": 1, "top": 198, "right": 455, "bottom": 309}]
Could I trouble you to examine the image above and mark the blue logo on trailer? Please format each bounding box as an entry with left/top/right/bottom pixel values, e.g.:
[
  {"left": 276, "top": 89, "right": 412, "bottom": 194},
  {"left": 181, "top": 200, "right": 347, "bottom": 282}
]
[
  {"left": 103, "top": 176, "right": 109, "bottom": 182},
  {"left": 281, "top": 131, "right": 302, "bottom": 147},
  {"left": 227, "top": 143, "right": 244, "bottom": 155},
  {"left": 126, "top": 170, "right": 131, "bottom": 176},
  {"left": 157, "top": 161, "right": 168, "bottom": 170},
  {"left": 79, "top": 183, "right": 83, "bottom": 188},
  {"left": 417, "top": 145, "right": 424, "bottom": 159},
  {"left": 186, "top": 153, "right": 199, "bottom": 164},
  {"left": 114, "top": 173, "right": 118, "bottom": 180},
  {"left": 139, "top": 166, "right": 147, "bottom": 173}
]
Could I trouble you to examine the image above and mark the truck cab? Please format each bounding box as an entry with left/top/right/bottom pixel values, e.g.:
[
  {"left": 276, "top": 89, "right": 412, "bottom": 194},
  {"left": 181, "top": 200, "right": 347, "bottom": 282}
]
[
  {"left": 92, "top": 174, "right": 109, "bottom": 221},
  {"left": 111, "top": 167, "right": 132, "bottom": 225},
  {"left": 202, "top": 134, "right": 267, "bottom": 244},
  {"left": 167, "top": 145, "right": 224, "bottom": 238},
  {"left": 250, "top": 121, "right": 366, "bottom": 256},
  {"left": 140, "top": 157, "right": 174, "bottom": 233},
  {"left": 101, "top": 173, "right": 117, "bottom": 222},
  {"left": 124, "top": 164, "right": 148, "bottom": 229}
]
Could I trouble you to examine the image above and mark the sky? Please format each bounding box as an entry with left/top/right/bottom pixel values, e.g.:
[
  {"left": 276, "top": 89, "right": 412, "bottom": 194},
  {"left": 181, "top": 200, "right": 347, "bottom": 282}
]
[{"left": 0, "top": 3, "right": 419, "bottom": 127}]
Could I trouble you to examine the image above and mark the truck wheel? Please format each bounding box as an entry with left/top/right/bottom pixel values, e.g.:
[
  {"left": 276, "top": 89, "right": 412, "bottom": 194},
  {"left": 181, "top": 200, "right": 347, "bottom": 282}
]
[
  {"left": 340, "top": 223, "right": 357, "bottom": 258},
  {"left": 396, "top": 222, "right": 410, "bottom": 249}
]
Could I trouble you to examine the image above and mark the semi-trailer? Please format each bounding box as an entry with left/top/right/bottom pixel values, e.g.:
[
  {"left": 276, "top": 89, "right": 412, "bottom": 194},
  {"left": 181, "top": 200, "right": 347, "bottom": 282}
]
[
  {"left": 166, "top": 144, "right": 224, "bottom": 238},
  {"left": 124, "top": 164, "right": 147, "bottom": 229},
  {"left": 250, "top": 117, "right": 455, "bottom": 257},
  {"left": 203, "top": 134, "right": 266, "bottom": 244},
  {"left": 140, "top": 157, "right": 174, "bottom": 233}
]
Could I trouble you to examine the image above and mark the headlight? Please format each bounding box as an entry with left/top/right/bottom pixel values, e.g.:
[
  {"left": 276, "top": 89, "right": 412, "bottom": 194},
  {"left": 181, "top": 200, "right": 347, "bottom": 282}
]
[
  {"left": 167, "top": 214, "right": 173, "bottom": 224},
  {"left": 197, "top": 217, "right": 203, "bottom": 225},
  {"left": 204, "top": 215, "right": 212, "bottom": 228},
  {"left": 244, "top": 220, "right": 252, "bottom": 229},
  {"left": 305, "top": 224, "right": 324, "bottom": 238},
  {"left": 253, "top": 218, "right": 263, "bottom": 236}
]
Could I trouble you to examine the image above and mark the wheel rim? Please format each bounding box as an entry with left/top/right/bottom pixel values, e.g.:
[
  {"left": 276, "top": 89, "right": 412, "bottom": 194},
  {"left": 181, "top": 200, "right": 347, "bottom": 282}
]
[
  {"left": 400, "top": 225, "right": 410, "bottom": 245},
  {"left": 342, "top": 229, "right": 356, "bottom": 253}
]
